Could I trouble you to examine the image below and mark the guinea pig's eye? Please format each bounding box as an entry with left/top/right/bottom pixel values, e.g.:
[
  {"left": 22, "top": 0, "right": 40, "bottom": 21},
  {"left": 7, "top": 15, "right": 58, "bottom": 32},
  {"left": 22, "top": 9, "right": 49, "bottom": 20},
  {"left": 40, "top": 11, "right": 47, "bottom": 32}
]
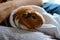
[
  {"left": 32, "top": 15, "right": 36, "bottom": 19},
  {"left": 22, "top": 13, "right": 28, "bottom": 18}
]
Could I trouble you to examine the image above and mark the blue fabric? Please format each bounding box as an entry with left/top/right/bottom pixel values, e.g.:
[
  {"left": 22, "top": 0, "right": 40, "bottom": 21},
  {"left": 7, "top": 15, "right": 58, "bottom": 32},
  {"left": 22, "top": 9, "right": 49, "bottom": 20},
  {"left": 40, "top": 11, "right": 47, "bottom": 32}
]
[{"left": 42, "top": 2, "right": 60, "bottom": 15}]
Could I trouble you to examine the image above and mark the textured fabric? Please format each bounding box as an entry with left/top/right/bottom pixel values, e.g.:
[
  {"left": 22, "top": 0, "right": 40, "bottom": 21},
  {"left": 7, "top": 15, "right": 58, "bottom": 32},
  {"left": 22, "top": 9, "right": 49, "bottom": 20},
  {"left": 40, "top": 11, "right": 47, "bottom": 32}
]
[{"left": 0, "top": 26, "right": 56, "bottom": 40}]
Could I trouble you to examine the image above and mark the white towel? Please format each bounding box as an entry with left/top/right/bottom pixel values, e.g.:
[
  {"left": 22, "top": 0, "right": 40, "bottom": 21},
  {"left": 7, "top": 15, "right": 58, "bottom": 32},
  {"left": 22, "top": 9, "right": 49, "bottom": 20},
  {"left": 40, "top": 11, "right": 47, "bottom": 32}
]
[{"left": 0, "top": 26, "right": 56, "bottom": 40}]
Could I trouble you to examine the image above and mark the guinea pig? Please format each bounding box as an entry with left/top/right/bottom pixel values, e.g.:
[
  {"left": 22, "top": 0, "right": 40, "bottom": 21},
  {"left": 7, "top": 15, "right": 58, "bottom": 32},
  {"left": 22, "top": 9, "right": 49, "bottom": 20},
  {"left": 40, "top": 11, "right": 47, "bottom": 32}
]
[{"left": 9, "top": 6, "right": 45, "bottom": 31}]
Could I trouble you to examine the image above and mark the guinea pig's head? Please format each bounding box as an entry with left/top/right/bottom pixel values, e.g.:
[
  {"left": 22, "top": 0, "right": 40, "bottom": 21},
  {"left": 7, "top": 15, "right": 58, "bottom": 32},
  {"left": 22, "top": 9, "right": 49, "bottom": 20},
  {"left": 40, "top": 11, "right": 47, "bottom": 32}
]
[{"left": 10, "top": 7, "right": 45, "bottom": 31}]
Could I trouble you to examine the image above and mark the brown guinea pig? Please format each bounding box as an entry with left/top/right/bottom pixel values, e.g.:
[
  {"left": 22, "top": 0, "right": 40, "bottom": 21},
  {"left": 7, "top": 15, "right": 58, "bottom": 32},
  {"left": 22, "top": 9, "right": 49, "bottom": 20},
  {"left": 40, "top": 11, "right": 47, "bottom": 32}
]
[{"left": 9, "top": 7, "right": 45, "bottom": 31}]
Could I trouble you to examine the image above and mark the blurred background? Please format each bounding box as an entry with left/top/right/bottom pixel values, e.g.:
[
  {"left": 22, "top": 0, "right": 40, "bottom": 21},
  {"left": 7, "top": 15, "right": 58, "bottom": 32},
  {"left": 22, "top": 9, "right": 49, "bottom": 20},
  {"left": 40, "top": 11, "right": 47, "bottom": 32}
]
[{"left": 43, "top": 0, "right": 60, "bottom": 4}]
